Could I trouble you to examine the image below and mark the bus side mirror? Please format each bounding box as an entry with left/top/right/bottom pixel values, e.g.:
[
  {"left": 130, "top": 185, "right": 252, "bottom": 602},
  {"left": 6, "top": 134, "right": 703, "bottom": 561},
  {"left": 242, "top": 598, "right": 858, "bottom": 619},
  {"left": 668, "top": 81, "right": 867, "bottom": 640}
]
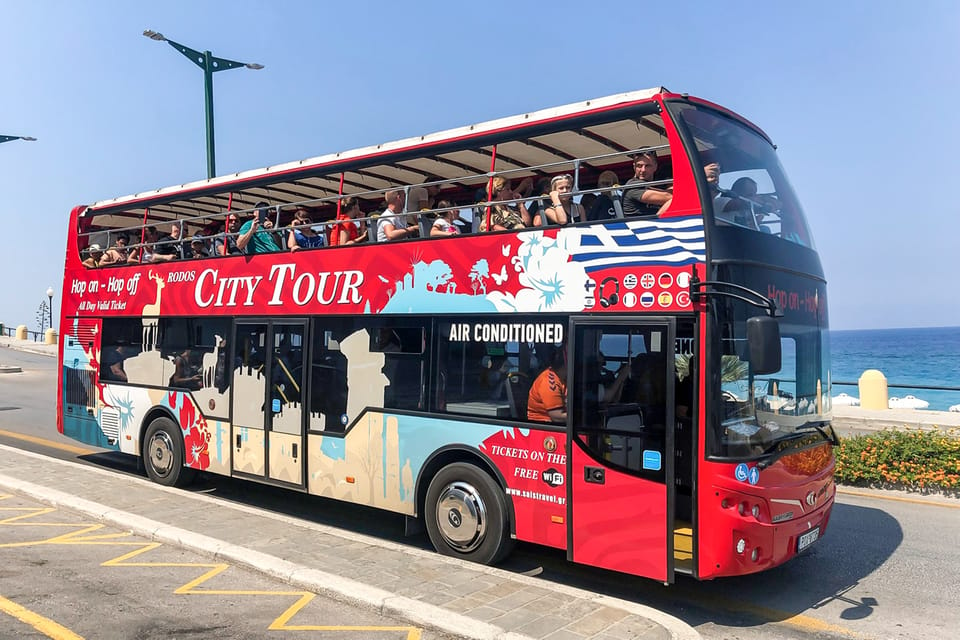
[{"left": 746, "top": 316, "right": 781, "bottom": 375}]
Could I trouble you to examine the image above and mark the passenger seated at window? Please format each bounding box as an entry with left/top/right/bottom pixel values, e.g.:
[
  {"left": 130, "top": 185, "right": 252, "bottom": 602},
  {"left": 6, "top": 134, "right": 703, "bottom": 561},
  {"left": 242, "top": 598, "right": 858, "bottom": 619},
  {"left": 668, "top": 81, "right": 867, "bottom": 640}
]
[
  {"left": 188, "top": 235, "right": 210, "bottom": 259},
  {"left": 407, "top": 177, "right": 441, "bottom": 213},
  {"left": 431, "top": 200, "right": 461, "bottom": 237},
  {"left": 716, "top": 177, "right": 780, "bottom": 229},
  {"left": 527, "top": 348, "right": 567, "bottom": 424},
  {"left": 126, "top": 227, "right": 170, "bottom": 264},
  {"left": 479, "top": 176, "right": 530, "bottom": 231},
  {"left": 237, "top": 202, "right": 283, "bottom": 254},
  {"left": 331, "top": 197, "right": 367, "bottom": 246},
  {"left": 154, "top": 223, "right": 184, "bottom": 260},
  {"left": 536, "top": 175, "right": 584, "bottom": 226},
  {"left": 525, "top": 177, "right": 552, "bottom": 221},
  {"left": 213, "top": 214, "right": 243, "bottom": 256},
  {"left": 622, "top": 152, "right": 672, "bottom": 217},
  {"left": 82, "top": 243, "right": 103, "bottom": 268},
  {"left": 587, "top": 170, "right": 621, "bottom": 221},
  {"left": 377, "top": 190, "right": 417, "bottom": 242},
  {"left": 287, "top": 207, "right": 326, "bottom": 252},
  {"left": 98, "top": 235, "right": 129, "bottom": 266}
]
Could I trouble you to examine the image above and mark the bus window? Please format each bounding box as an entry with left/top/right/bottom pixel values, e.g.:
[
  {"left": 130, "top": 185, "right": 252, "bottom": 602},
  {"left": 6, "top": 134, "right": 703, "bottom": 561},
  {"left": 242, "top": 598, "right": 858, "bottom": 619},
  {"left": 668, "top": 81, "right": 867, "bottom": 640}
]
[
  {"left": 100, "top": 318, "right": 144, "bottom": 384},
  {"left": 435, "top": 317, "right": 564, "bottom": 421},
  {"left": 571, "top": 324, "right": 669, "bottom": 479},
  {"left": 309, "top": 318, "right": 427, "bottom": 432}
]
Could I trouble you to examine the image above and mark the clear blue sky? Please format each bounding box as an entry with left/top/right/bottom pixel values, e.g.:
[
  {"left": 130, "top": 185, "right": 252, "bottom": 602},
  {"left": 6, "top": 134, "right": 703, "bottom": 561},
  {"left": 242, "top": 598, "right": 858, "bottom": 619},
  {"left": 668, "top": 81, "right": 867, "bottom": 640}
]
[{"left": 1, "top": 1, "right": 958, "bottom": 331}]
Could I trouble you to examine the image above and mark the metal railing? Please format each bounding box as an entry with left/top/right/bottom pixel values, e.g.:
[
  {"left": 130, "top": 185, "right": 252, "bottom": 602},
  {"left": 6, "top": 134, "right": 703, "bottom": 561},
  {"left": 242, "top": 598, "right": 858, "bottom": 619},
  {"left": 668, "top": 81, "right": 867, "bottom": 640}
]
[{"left": 77, "top": 144, "right": 665, "bottom": 261}]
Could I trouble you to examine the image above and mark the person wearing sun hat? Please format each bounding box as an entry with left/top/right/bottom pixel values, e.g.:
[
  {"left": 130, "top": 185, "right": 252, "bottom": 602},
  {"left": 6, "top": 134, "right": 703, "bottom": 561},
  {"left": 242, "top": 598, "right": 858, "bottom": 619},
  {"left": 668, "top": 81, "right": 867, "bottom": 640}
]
[{"left": 82, "top": 243, "right": 104, "bottom": 268}]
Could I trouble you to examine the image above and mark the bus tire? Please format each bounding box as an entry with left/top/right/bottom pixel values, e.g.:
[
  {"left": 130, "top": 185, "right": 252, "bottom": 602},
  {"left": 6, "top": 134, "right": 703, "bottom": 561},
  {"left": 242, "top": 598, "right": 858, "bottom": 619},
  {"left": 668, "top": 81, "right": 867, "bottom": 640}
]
[
  {"left": 142, "top": 417, "right": 195, "bottom": 487},
  {"left": 424, "top": 462, "right": 513, "bottom": 565}
]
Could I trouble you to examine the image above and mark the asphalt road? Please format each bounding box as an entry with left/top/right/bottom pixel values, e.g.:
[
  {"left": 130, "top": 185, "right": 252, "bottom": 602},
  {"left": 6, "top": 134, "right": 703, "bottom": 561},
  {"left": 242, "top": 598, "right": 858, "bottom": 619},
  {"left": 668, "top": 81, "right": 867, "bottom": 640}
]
[{"left": 2, "top": 347, "right": 959, "bottom": 640}]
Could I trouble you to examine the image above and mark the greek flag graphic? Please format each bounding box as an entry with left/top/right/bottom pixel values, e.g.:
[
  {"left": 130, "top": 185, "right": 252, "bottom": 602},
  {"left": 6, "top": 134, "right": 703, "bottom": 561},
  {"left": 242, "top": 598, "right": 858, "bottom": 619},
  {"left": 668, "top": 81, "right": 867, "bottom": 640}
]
[{"left": 570, "top": 216, "right": 705, "bottom": 273}]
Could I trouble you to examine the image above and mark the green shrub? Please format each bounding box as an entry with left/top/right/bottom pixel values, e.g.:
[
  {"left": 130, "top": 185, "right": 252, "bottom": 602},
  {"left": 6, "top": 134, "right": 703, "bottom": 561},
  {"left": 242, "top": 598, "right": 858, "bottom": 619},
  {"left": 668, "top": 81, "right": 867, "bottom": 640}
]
[{"left": 835, "top": 428, "right": 960, "bottom": 490}]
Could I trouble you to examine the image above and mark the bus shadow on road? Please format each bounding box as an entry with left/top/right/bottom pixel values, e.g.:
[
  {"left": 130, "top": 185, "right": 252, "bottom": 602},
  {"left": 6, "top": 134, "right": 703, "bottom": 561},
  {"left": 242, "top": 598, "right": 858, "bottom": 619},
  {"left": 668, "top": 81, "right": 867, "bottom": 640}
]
[{"left": 669, "top": 500, "right": 902, "bottom": 628}]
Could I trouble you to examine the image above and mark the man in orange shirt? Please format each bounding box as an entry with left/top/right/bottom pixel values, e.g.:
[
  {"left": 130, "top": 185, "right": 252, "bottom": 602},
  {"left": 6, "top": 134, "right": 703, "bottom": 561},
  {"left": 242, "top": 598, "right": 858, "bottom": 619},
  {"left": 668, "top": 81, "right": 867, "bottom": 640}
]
[{"left": 527, "top": 349, "right": 568, "bottom": 424}]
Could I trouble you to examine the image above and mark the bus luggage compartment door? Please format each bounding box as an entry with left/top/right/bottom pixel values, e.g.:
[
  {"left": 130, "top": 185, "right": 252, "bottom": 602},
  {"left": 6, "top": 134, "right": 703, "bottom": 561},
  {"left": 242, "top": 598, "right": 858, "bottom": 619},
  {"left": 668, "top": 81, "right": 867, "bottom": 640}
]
[{"left": 568, "top": 320, "right": 675, "bottom": 582}]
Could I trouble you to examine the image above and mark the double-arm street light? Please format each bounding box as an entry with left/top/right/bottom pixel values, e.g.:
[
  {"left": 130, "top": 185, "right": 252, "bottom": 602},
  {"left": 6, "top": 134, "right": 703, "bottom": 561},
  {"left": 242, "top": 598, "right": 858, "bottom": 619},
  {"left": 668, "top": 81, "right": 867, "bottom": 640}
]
[
  {"left": 143, "top": 30, "right": 263, "bottom": 179},
  {"left": 1, "top": 135, "right": 37, "bottom": 144}
]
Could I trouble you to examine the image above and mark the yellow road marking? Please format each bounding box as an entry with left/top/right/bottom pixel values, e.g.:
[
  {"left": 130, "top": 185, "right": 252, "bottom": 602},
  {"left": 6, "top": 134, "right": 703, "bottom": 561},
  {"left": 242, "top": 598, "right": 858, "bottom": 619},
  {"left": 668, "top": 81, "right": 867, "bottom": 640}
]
[
  {"left": 0, "top": 497, "right": 421, "bottom": 638},
  {"left": 0, "top": 594, "right": 84, "bottom": 640},
  {"left": 0, "top": 429, "right": 95, "bottom": 455},
  {"left": 838, "top": 487, "right": 960, "bottom": 509}
]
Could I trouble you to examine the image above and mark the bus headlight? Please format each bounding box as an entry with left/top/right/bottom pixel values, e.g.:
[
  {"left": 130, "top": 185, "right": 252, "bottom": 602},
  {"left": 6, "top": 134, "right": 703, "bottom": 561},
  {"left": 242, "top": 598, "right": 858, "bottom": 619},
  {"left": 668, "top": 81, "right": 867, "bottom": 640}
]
[{"left": 736, "top": 538, "right": 746, "bottom": 554}]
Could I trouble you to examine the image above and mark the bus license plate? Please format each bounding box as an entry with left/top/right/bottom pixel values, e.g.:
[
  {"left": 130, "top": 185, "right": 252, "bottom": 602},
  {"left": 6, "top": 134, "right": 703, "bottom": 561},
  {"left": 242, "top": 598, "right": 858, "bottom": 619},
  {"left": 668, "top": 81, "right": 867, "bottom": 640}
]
[{"left": 797, "top": 527, "right": 820, "bottom": 552}]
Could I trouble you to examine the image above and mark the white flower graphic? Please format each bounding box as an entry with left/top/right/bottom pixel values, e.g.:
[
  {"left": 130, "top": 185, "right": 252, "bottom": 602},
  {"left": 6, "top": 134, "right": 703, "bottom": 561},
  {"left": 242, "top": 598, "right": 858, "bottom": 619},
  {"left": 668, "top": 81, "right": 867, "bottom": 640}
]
[{"left": 488, "top": 229, "right": 587, "bottom": 312}]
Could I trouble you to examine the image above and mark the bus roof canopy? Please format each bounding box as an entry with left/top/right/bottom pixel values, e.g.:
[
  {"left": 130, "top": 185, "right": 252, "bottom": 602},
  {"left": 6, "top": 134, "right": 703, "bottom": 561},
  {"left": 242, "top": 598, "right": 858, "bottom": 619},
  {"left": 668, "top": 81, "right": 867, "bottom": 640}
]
[{"left": 85, "top": 87, "right": 668, "bottom": 223}]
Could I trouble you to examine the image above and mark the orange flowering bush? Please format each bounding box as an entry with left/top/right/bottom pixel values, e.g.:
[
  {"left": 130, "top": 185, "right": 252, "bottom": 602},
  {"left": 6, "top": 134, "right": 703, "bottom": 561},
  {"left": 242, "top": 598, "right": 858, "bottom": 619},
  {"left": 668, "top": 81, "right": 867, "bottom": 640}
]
[{"left": 835, "top": 428, "right": 960, "bottom": 491}]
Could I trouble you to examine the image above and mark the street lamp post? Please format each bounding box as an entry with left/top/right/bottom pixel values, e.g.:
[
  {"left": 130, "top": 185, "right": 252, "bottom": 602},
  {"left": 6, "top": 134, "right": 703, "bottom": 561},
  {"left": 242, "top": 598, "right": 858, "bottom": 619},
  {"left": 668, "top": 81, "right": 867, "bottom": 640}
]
[
  {"left": 0, "top": 135, "right": 37, "bottom": 144},
  {"left": 143, "top": 30, "right": 263, "bottom": 179},
  {"left": 46, "top": 287, "right": 54, "bottom": 331}
]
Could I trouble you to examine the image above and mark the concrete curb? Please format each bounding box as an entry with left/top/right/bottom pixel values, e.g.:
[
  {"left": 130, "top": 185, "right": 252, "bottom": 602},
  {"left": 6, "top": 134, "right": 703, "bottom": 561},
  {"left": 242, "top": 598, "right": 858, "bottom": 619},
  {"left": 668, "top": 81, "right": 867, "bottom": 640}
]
[
  {"left": 0, "top": 365, "right": 22, "bottom": 374},
  {"left": 0, "top": 472, "right": 534, "bottom": 640}
]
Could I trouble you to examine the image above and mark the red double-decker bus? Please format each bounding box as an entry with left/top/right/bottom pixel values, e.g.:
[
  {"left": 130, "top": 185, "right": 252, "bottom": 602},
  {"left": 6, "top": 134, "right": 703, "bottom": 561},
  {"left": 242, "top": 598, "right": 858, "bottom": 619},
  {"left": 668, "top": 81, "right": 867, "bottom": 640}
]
[{"left": 57, "top": 88, "right": 836, "bottom": 582}]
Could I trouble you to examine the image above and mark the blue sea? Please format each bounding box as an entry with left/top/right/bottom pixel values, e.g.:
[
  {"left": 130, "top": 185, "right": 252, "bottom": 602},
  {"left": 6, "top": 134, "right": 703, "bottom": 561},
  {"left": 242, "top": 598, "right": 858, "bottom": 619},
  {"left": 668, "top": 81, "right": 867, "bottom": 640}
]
[{"left": 830, "top": 326, "right": 960, "bottom": 412}]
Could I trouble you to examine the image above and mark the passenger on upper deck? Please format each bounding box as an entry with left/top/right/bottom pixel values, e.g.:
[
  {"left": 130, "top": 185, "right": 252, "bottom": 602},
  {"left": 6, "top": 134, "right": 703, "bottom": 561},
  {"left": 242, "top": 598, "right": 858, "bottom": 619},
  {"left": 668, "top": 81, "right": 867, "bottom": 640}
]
[
  {"left": 154, "top": 223, "right": 184, "bottom": 260},
  {"left": 430, "top": 200, "right": 461, "bottom": 237},
  {"left": 82, "top": 244, "right": 103, "bottom": 268},
  {"left": 287, "top": 207, "right": 326, "bottom": 252},
  {"left": 406, "top": 177, "right": 441, "bottom": 214},
  {"left": 536, "top": 175, "right": 584, "bottom": 226},
  {"left": 377, "top": 190, "right": 417, "bottom": 242},
  {"left": 587, "top": 170, "right": 621, "bottom": 221},
  {"left": 188, "top": 236, "right": 209, "bottom": 259},
  {"left": 237, "top": 202, "right": 283, "bottom": 254},
  {"left": 330, "top": 197, "right": 367, "bottom": 247},
  {"left": 478, "top": 177, "right": 529, "bottom": 231},
  {"left": 622, "top": 152, "right": 672, "bottom": 217},
  {"left": 126, "top": 227, "right": 174, "bottom": 264},
  {"left": 98, "top": 235, "right": 128, "bottom": 267},
  {"left": 213, "top": 214, "right": 242, "bottom": 256},
  {"left": 718, "top": 177, "right": 780, "bottom": 229}
]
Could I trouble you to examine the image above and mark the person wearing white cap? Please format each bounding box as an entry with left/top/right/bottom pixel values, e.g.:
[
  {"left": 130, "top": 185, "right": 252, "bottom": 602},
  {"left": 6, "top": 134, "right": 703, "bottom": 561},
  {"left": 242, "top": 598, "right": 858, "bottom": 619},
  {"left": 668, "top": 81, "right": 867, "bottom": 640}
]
[{"left": 82, "top": 243, "right": 104, "bottom": 268}]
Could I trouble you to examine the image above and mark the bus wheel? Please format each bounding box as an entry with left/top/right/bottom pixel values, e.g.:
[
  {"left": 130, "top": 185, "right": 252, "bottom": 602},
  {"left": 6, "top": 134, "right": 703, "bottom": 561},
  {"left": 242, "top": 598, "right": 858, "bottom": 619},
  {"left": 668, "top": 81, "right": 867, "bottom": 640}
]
[
  {"left": 424, "top": 462, "right": 513, "bottom": 565},
  {"left": 143, "top": 417, "right": 195, "bottom": 487}
]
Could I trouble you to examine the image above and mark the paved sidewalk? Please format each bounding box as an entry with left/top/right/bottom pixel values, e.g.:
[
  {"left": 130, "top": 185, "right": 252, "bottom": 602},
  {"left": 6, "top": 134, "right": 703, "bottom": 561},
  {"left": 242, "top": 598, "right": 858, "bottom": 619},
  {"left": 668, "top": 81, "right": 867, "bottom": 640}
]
[{"left": 0, "top": 445, "right": 697, "bottom": 640}]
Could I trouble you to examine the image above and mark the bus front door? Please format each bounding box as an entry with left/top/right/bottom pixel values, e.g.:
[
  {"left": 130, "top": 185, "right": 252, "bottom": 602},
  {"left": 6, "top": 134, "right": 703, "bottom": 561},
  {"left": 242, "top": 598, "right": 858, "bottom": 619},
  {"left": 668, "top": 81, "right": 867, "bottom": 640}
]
[
  {"left": 568, "top": 319, "right": 676, "bottom": 582},
  {"left": 231, "top": 321, "right": 307, "bottom": 487}
]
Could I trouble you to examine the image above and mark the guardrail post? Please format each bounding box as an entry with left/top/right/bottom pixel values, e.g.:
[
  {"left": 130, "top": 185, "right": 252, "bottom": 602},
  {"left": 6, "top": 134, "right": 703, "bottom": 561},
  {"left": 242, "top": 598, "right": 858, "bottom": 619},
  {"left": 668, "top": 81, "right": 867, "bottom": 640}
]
[
  {"left": 859, "top": 369, "right": 889, "bottom": 410},
  {"left": 45, "top": 328, "right": 58, "bottom": 345},
  {"left": 15, "top": 324, "right": 27, "bottom": 340}
]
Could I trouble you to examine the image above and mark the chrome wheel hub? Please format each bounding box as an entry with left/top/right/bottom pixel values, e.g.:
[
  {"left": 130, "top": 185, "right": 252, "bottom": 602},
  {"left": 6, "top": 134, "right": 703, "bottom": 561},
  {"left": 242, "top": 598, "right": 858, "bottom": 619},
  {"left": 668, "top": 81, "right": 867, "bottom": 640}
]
[{"left": 435, "top": 481, "right": 486, "bottom": 553}]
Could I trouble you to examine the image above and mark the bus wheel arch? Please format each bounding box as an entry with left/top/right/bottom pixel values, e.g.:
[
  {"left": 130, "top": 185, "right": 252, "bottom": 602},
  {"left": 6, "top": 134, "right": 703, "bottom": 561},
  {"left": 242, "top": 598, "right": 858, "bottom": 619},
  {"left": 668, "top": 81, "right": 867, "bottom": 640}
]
[
  {"left": 141, "top": 411, "right": 195, "bottom": 488},
  {"left": 422, "top": 455, "right": 515, "bottom": 565}
]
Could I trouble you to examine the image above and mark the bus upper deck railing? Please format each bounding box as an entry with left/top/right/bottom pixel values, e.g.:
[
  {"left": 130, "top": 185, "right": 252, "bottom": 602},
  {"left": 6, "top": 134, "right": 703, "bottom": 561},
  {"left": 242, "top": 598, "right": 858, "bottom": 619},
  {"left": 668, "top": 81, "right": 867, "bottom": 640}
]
[{"left": 76, "top": 144, "right": 690, "bottom": 264}]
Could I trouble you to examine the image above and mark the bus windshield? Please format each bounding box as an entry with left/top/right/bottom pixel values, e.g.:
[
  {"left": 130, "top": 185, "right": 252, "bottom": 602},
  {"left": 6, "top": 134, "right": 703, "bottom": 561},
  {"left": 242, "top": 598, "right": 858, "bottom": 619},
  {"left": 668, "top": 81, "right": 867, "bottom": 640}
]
[
  {"left": 708, "top": 276, "right": 833, "bottom": 460},
  {"left": 671, "top": 102, "right": 815, "bottom": 249}
]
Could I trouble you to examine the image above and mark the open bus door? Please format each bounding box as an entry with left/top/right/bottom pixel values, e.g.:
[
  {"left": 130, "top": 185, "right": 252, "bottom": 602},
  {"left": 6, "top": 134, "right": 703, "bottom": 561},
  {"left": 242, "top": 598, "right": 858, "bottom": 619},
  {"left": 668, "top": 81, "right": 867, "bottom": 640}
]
[
  {"left": 231, "top": 320, "right": 307, "bottom": 487},
  {"left": 568, "top": 318, "right": 676, "bottom": 582}
]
